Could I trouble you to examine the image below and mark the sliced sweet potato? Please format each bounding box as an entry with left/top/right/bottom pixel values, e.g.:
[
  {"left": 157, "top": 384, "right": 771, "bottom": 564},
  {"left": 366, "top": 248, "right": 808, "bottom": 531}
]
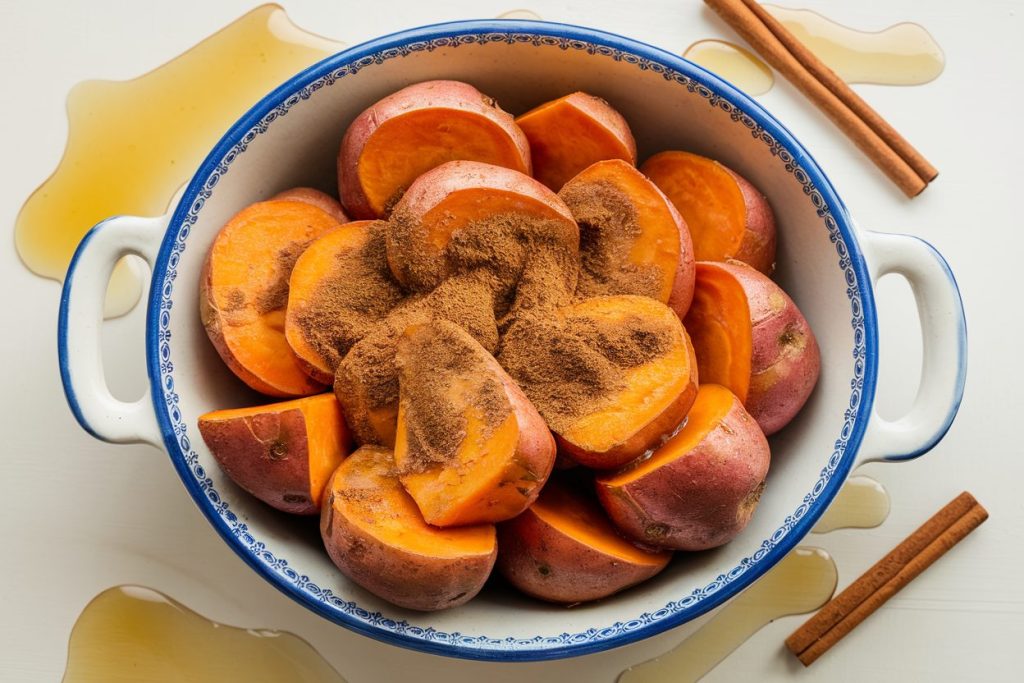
[
  {"left": 596, "top": 384, "right": 770, "bottom": 550},
  {"left": 285, "top": 220, "right": 404, "bottom": 384},
  {"left": 200, "top": 200, "right": 343, "bottom": 396},
  {"left": 683, "top": 262, "right": 754, "bottom": 403},
  {"left": 393, "top": 320, "right": 556, "bottom": 526},
  {"left": 385, "top": 160, "right": 578, "bottom": 294},
  {"left": 497, "top": 479, "right": 671, "bottom": 603},
  {"left": 515, "top": 92, "right": 637, "bottom": 191},
  {"left": 333, "top": 274, "right": 500, "bottom": 448},
  {"left": 271, "top": 187, "right": 349, "bottom": 223},
  {"left": 198, "top": 393, "right": 352, "bottom": 514},
  {"left": 642, "top": 151, "right": 776, "bottom": 273},
  {"left": 684, "top": 261, "right": 820, "bottom": 435},
  {"left": 339, "top": 80, "right": 531, "bottom": 219},
  {"left": 498, "top": 295, "right": 699, "bottom": 469},
  {"left": 559, "top": 159, "right": 696, "bottom": 317},
  {"left": 320, "top": 445, "right": 497, "bottom": 611}
]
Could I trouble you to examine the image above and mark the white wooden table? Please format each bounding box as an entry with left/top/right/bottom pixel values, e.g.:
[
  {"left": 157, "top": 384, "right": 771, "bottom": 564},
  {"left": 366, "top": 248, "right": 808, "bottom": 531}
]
[{"left": 1, "top": 1, "right": 1021, "bottom": 680}]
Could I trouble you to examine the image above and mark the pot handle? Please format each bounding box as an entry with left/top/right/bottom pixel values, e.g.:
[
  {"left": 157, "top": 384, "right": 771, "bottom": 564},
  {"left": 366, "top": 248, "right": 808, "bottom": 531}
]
[
  {"left": 856, "top": 231, "right": 967, "bottom": 464},
  {"left": 58, "top": 214, "right": 169, "bottom": 447}
]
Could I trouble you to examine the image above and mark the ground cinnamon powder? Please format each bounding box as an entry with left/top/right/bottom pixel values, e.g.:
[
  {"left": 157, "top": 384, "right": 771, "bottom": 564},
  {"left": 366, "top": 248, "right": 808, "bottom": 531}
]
[
  {"left": 497, "top": 308, "right": 675, "bottom": 433},
  {"left": 396, "top": 320, "right": 511, "bottom": 473},
  {"left": 294, "top": 221, "right": 404, "bottom": 371},
  {"left": 559, "top": 178, "right": 662, "bottom": 301}
]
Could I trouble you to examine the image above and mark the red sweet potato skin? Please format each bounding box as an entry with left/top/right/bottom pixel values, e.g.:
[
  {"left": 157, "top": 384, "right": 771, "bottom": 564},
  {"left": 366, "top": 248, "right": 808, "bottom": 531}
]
[
  {"left": 496, "top": 507, "right": 669, "bottom": 603},
  {"left": 597, "top": 391, "right": 770, "bottom": 550},
  {"left": 199, "top": 408, "right": 316, "bottom": 515},
  {"left": 722, "top": 261, "right": 820, "bottom": 435}
]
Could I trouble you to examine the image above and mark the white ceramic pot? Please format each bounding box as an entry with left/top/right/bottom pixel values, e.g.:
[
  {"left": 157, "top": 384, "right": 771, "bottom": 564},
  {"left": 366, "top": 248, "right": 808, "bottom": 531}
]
[{"left": 57, "top": 20, "right": 966, "bottom": 661}]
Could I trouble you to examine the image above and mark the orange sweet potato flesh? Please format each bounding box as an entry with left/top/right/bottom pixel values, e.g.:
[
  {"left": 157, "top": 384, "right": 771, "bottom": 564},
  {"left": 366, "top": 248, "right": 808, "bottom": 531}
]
[
  {"left": 200, "top": 200, "right": 342, "bottom": 396},
  {"left": 556, "top": 296, "right": 699, "bottom": 469},
  {"left": 560, "top": 159, "right": 695, "bottom": 317},
  {"left": 198, "top": 393, "right": 352, "bottom": 515},
  {"left": 683, "top": 262, "right": 753, "bottom": 403},
  {"left": 642, "top": 151, "right": 776, "bottom": 274},
  {"left": 516, "top": 92, "right": 637, "bottom": 191},
  {"left": 285, "top": 220, "right": 401, "bottom": 384},
  {"left": 496, "top": 479, "right": 670, "bottom": 603},
  {"left": 320, "top": 445, "right": 497, "bottom": 611},
  {"left": 393, "top": 321, "right": 556, "bottom": 527}
]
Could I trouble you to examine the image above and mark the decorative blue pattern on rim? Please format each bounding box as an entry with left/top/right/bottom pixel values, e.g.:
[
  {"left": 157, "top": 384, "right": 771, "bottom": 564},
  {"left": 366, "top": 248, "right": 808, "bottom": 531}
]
[{"left": 145, "top": 21, "right": 877, "bottom": 661}]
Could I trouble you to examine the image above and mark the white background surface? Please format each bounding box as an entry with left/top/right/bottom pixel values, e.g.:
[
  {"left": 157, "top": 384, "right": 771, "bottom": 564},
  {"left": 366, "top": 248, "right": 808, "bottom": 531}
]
[{"left": 1, "top": 0, "right": 1022, "bottom": 680}]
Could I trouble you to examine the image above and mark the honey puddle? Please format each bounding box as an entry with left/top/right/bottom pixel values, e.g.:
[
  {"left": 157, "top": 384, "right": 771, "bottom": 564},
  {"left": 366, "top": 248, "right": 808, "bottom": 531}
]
[
  {"left": 812, "top": 475, "right": 891, "bottom": 533},
  {"left": 619, "top": 547, "right": 837, "bottom": 683},
  {"left": 14, "top": 4, "right": 344, "bottom": 317},
  {"left": 688, "top": 6, "right": 943, "bottom": 96},
  {"left": 684, "top": 40, "right": 775, "bottom": 95},
  {"left": 62, "top": 586, "right": 346, "bottom": 683},
  {"left": 765, "top": 5, "right": 945, "bottom": 86}
]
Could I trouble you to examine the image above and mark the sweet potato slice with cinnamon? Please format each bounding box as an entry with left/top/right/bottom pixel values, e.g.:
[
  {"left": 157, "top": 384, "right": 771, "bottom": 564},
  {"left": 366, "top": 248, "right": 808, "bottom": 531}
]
[
  {"left": 271, "top": 187, "right": 349, "bottom": 223},
  {"left": 385, "top": 160, "right": 579, "bottom": 297},
  {"left": 642, "top": 151, "right": 776, "bottom": 273},
  {"left": 333, "top": 274, "right": 500, "bottom": 448},
  {"left": 198, "top": 393, "right": 352, "bottom": 514},
  {"left": 393, "top": 320, "right": 556, "bottom": 527},
  {"left": 499, "top": 295, "right": 699, "bottom": 469},
  {"left": 684, "top": 261, "right": 820, "bottom": 435},
  {"left": 596, "top": 384, "right": 770, "bottom": 550},
  {"left": 320, "top": 445, "right": 497, "bottom": 611},
  {"left": 200, "top": 200, "right": 343, "bottom": 396},
  {"left": 339, "top": 80, "right": 531, "bottom": 219},
  {"left": 515, "top": 92, "right": 637, "bottom": 191},
  {"left": 497, "top": 479, "right": 671, "bottom": 603},
  {"left": 560, "top": 159, "right": 696, "bottom": 317},
  {"left": 285, "top": 220, "right": 404, "bottom": 384}
]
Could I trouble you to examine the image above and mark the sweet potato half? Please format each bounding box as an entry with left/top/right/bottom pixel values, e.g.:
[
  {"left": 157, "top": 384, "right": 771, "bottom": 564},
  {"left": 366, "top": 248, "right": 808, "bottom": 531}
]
[
  {"left": 497, "top": 479, "right": 671, "bottom": 603},
  {"left": 320, "top": 445, "right": 497, "bottom": 611},
  {"left": 596, "top": 384, "right": 770, "bottom": 550},
  {"left": 393, "top": 320, "right": 556, "bottom": 526},
  {"left": 271, "top": 187, "right": 349, "bottom": 223},
  {"left": 339, "top": 80, "right": 531, "bottom": 219},
  {"left": 684, "top": 261, "right": 820, "bottom": 435},
  {"left": 385, "top": 159, "right": 579, "bottom": 294},
  {"left": 642, "top": 151, "right": 776, "bottom": 274},
  {"left": 560, "top": 159, "right": 696, "bottom": 317},
  {"left": 198, "top": 393, "right": 352, "bottom": 514},
  {"left": 499, "top": 295, "right": 699, "bottom": 469},
  {"left": 515, "top": 92, "right": 637, "bottom": 191},
  {"left": 200, "top": 199, "right": 344, "bottom": 397}
]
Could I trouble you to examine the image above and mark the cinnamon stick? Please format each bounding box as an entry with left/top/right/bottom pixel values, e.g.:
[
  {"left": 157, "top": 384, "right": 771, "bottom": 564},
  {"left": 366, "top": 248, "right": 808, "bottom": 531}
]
[
  {"left": 785, "top": 492, "right": 988, "bottom": 665},
  {"left": 703, "top": 0, "right": 936, "bottom": 197}
]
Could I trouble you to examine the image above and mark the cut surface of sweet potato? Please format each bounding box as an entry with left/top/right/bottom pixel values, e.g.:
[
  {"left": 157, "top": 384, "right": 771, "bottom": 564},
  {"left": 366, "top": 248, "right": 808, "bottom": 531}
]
[
  {"left": 499, "top": 295, "right": 699, "bottom": 469},
  {"left": 198, "top": 393, "right": 351, "bottom": 514},
  {"left": 285, "top": 220, "right": 404, "bottom": 384},
  {"left": 515, "top": 92, "right": 637, "bottom": 191},
  {"left": 683, "top": 262, "right": 753, "bottom": 403},
  {"left": 560, "top": 159, "right": 695, "bottom": 317},
  {"left": 339, "top": 80, "right": 531, "bottom": 219},
  {"left": 200, "top": 200, "right": 343, "bottom": 396},
  {"left": 642, "top": 151, "right": 776, "bottom": 273},
  {"left": 321, "top": 445, "right": 497, "bottom": 611},
  {"left": 393, "top": 320, "right": 555, "bottom": 526},
  {"left": 496, "top": 479, "right": 670, "bottom": 603}
]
